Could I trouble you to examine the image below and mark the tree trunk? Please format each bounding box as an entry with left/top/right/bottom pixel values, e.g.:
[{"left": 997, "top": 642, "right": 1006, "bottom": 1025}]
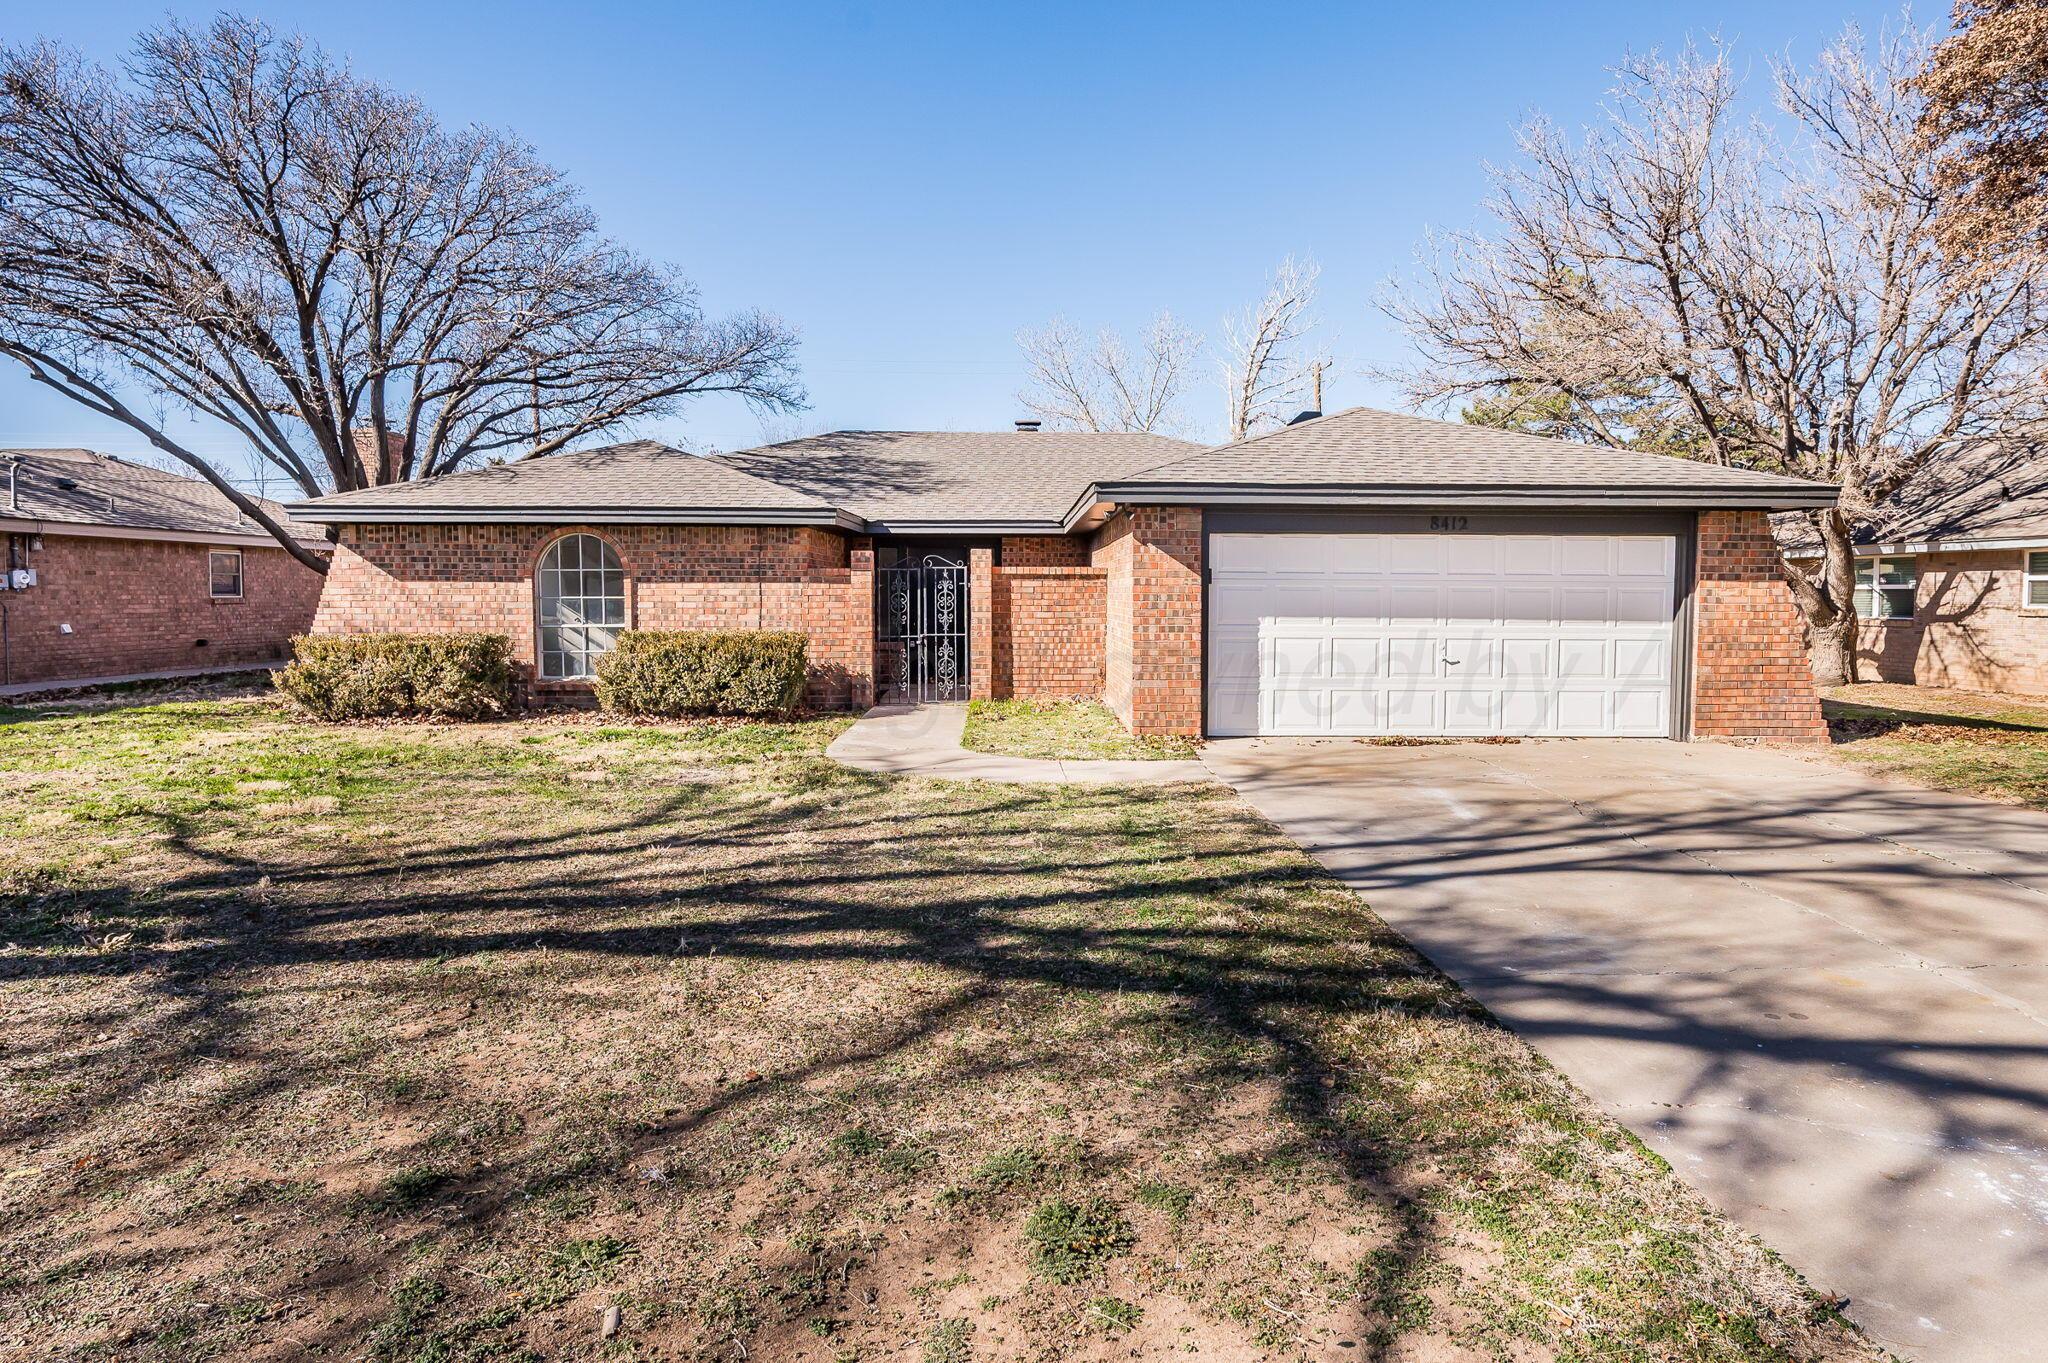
[{"left": 1803, "top": 508, "right": 1861, "bottom": 687}]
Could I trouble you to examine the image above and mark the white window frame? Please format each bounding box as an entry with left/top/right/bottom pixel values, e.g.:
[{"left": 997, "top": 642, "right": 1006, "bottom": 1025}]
[
  {"left": 208, "top": 549, "right": 243, "bottom": 600},
  {"left": 2025, "top": 550, "right": 2048, "bottom": 613},
  {"left": 1854, "top": 555, "right": 1917, "bottom": 622},
  {"left": 535, "top": 533, "right": 627, "bottom": 681}
]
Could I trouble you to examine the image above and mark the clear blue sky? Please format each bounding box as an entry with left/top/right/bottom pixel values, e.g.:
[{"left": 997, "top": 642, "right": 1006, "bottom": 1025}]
[{"left": 0, "top": 0, "right": 1918, "bottom": 487}]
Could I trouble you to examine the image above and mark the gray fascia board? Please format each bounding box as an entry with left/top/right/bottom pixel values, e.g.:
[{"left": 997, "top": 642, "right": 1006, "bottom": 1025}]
[
  {"left": 860, "top": 518, "right": 1068, "bottom": 536},
  {"left": 1082, "top": 482, "right": 1839, "bottom": 514},
  {"left": 286, "top": 504, "right": 866, "bottom": 531}
]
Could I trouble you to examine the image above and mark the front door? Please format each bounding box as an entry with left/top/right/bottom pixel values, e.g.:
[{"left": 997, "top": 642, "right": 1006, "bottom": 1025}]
[{"left": 877, "top": 553, "right": 969, "bottom": 703}]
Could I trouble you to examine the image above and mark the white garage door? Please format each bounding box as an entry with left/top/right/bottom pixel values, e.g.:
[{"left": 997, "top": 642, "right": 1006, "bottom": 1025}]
[{"left": 1206, "top": 532, "right": 1677, "bottom": 738}]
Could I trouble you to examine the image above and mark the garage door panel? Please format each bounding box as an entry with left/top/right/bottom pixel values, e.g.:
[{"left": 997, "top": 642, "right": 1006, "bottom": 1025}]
[
  {"left": 1327, "top": 580, "right": 1388, "bottom": 622},
  {"left": 1271, "top": 635, "right": 1326, "bottom": 682},
  {"left": 1499, "top": 688, "right": 1552, "bottom": 732},
  {"left": 1389, "top": 584, "right": 1442, "bottom": 620},
  {"left": 1208, "top": 686, "right": 1260, "bottom": 737},
  {"left": 1209, "top": 630, "right": 1261, "bottom": 682},
  {"left": 1266, "top": 582, "right": 1329, "bottom": 625},
  {"left": 1500, "top": 637, "right": 1552, "bottom": 680},
  {"left": 1327, "top": 689, "right": 1385, "bottom": 731},
  {"left": 1617, "top": 537, "right": 1674, "bottom": 577},
  {"left": 1614, "top": 636, "right": 1669, "bottom": 682},
  {"left": 1269, "top": 686, "right": 1328, "bottom": 731},
  {"left": 1386, "top": 688, "right": 1441, "bottom": 733},
  {"left": 1446, "top": 584, "right": 1501, "bottom": 622},
  {"left": 1328, "top": 635, "right": 1382, "bottom": 680},
  {"left": 1501, "top": 537, "right": 1556, "bottom": 575},
  {"left": 1445, "top": 688, "right": 1500, "bottom": 731},
  {"left": 1502, "top": 585, "right": 1555, "bottom": 622},
  {"left": 1614, "top": 689, "right": 1668, "bottom": 731},
  {"left": 1207, "top": 532, "right": 1675, "bottom": 739}
]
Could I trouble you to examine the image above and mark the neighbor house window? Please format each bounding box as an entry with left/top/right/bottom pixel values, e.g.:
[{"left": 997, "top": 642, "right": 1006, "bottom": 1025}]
[
  {"left": 2026, "top": 550, "right": 2048, "bottom": 611},
  {"left": 208, "top": 550, "right": 243, "bottom": 599},
  {"left": 1853, "top": 556, "right": 1917, "bottom": 620},
  {"left": 536, "top": 533, "right": 625, "bottom": 680}
]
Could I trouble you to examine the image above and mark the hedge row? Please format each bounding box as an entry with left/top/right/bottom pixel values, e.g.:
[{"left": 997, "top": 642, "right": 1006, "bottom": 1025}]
[
  {"left": 275, "top": 629, "right": 808, "bottom": 721},
  {"left": 275, "top": 633, "right": 514, "bottom": 721},
  {"left": 594, "top": 630, "right": 808, "bottom": 717}
]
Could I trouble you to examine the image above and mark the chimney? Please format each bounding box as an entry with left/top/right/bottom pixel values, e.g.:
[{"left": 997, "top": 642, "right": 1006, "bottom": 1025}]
[
  {"left": 351, "top": 427, "right": 407, "bottom": 485},
  {"left": 1014, "top": 419, "right": 1042, "bottom": 433}
]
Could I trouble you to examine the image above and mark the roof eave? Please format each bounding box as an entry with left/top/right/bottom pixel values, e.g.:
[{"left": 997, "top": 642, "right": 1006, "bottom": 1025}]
[
  {"left": 286, "top": 504, "right": 866, "bottom": 532},
  {"left": 1079, "top": 482, "right": 1840, "bottom": 518}
]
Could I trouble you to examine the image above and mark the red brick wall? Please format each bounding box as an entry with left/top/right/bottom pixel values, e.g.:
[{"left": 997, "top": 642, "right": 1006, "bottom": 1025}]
[
  {"left": 1, "top": 531, "right": 325, "bottom": 688},
  {"left": 992, "top": 566, "right": 1107, "bottom": 699},
  {"left": 1692, "top": 511, "right": 1828, "bottom": 742},
  {"left": 313, "top": 523, "right": 873, "bottom": 708},
  {"left": 1090, "top": 507, "right": 1203, "bottom": 736},
  {"left": 969, "top": 546, "right": 994, "bottom": 700},
  {"left": 1851, "top": 549, "right": 2048, "bottom": 696},
  {"left": 999, "top": 534, "right": 1088, "bottom": 567},
  {"left": 1090, "top": 513, "right": 1135, "bottom": 725}
]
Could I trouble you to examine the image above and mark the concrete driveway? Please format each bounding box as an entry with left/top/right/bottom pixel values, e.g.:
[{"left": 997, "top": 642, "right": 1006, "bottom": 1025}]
[{"left": 1203, "top": 736, "right": 2048, "bottom": 1363}]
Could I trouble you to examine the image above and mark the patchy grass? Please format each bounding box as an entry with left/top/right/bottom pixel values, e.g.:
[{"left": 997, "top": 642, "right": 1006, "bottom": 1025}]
[
  {"left": 961, "top": 698, "right": 1199, "bottom": 761},
  {"left": 0, "top": 690, "right": 1880, "bottom": 1361},
  {"left": 1824, "top": 683, "right": 2048, "bottom": 810}
]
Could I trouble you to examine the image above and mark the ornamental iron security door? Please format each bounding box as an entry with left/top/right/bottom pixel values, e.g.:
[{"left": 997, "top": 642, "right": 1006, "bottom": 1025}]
[{"left": 877, "top": 552, "right": 969, "bottom": 703}]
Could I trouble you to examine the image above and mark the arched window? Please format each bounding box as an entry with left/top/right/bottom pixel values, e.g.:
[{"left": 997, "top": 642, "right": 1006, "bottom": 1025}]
[{"left": 536, "top": 534, "right": 626, "bottom": 680}]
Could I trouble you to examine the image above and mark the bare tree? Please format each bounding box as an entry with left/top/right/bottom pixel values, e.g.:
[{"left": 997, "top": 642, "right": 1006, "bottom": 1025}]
[
  {"left": 1221, "top": 256, "right": 1325, "bottom": 441},
  {"left": 1016, "top": 312, "right": 1199, "bottom": 433},
  {"left": 1384, "top": 25, "right": 2048, "bottom": 684},
  {"left": 0, "top": 16, "right": 802, "bottom": 571}
]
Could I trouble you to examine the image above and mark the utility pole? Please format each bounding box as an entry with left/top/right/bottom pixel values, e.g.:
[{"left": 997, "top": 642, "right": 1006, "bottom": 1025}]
[{"left": 1310, "top": 361, "right": 1327, "bottom": 412}]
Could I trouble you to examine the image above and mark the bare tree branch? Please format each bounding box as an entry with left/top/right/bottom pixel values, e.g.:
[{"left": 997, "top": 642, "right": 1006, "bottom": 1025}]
[
  {"left": 1380, "top": 23, "right": 2048, "bottom": 683},
  {"left": 0, "top": 14, "right": 805, "bottom": 566},
  {"left": 1016, "top": 312, "right": 1200, "bottom": 433},
  {"left": 1222, "top": 256, "right": 1326, "bottom": 441}
]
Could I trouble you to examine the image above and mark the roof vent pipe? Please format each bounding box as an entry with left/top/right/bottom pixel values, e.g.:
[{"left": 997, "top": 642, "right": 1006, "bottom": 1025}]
[{"left": 1014, "top": 419, "right": 1041, "bottom": 433}]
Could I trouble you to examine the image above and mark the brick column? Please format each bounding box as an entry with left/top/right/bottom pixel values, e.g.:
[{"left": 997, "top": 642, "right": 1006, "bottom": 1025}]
[
  {"left": 849, "top": 536, "right": 875, "bottom": 710},
  {"left": 968, "top": 545, "right": 994, "bottom": 701},
  {"left": 1691, "top": 510, "right": 1828, "bottom": 743},
  {"left": 1125, "top": 507, "right": 1204, "bottom": 736}
]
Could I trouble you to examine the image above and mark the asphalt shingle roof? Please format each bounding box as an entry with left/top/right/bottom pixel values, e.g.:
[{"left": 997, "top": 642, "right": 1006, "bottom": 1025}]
[
  {"left": 1106, "top": 407, "right": 1838, "bottom": 502},
  {"left": 1, "top": 448, "right": 327, "bottom": 544},
  {"left": 715, "top": 430, "right": 1199, "bottom": 529},
  {"left": 1863, "top": 444, "right": 2048, "bottom": 545},
  {"left": 292, "top": 441, "right": 841, "bottom": 521}
]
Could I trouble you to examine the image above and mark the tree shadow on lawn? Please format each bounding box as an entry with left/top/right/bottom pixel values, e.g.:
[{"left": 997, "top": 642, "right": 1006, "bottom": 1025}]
[{"left": 0, "top": 761, "right": 1891, "bottom": 1361}]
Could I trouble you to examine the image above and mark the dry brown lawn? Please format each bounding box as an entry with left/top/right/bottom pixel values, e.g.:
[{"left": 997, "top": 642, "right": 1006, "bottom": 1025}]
[{"left": 0, "top": 682, "right": 1882, "bottom": 1363}]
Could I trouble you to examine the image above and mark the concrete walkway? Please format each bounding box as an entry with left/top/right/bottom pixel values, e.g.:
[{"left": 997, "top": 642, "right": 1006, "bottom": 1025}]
[
  {"left": 1204, "top": 735, "right": 2048, "bottom": 1363},
  {"left": 0, "top": 661, "right": 280, "bottom": 698},
  {"left": 826, "top": 703, "right": 1209, "bottom": 783}
]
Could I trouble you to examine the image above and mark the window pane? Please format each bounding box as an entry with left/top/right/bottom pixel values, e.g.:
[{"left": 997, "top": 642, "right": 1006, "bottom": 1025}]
[
  {"left": 209, "top": 552, "right": 241, "bottom": 596},
  {"left": 2029, "top": 551, "right": 2048, "bottom": 577},
  {"left": 1882, "top": 588, "right": 1916, "bottom": 620},
  {"left": 1878, "top": 559, "right": 1915, "bottom": 586},
  {"left": 536, "top": 536, "right": 625, "bottom": 675},
  {"left": 1853, "top": 586, "right": 1877, "bottom": 617},
  {"left": 2031, "top": 578, "right": 2048, "bottom": 608}
]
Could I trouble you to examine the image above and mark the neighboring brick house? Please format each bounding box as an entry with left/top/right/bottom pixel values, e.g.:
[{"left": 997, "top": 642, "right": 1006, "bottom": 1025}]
[
  {"left": 0, "top": 449, "right": 329, "bottom": 690},
  {"left": 1777, "top": 445, "right": 2048, "bottom": 696},
  {"left": 292, "top": 407, "right": 1838, "bottom": 741}
]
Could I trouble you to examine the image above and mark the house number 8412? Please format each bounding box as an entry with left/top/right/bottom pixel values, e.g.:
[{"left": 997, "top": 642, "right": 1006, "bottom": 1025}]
[{"left": 1429, "top": 515, "right": 1471, "bottom": 531}]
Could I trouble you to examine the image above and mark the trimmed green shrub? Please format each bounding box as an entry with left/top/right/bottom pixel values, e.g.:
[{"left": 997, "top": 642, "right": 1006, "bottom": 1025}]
[
  {"left": 275, "top": 633, "right": 513, "bottom": 721},
  {"left": 594, "top": 630, "right": 808, "bottom": 718}
]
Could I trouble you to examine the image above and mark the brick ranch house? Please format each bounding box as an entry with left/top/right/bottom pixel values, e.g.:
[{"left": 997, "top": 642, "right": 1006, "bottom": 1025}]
[
  {"left": 1, "top": 448, "right": 328, "bottom": 691},
  {"left": 1778, "top": 443, "right": 2048, "bottom": 695},
  {"left": 291, "top": 406, "right": 1839, "bottom": 742}
]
